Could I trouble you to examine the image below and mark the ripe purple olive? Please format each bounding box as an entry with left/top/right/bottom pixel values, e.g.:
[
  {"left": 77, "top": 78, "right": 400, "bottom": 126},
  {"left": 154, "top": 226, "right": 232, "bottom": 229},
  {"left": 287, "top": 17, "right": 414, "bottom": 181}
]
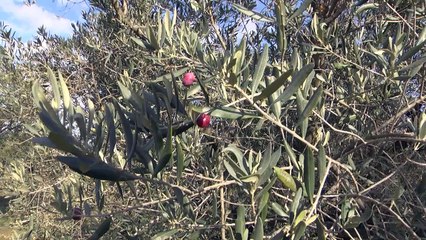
[
  {"left": 72, "top": 207, "right": 83, "bottom": 221},
  {"left": 182, "top": 72, "right": 196, "bottom": 87},
  {"left": 196, "top": 113, "right": 211, "bottom": 128}
]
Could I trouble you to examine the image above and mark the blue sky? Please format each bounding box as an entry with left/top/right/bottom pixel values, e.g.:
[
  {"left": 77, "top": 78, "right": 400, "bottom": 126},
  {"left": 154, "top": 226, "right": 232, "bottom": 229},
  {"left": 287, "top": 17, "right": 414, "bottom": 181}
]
[{"left": 0, "top": 0, "right": 88, "bottom": 42}]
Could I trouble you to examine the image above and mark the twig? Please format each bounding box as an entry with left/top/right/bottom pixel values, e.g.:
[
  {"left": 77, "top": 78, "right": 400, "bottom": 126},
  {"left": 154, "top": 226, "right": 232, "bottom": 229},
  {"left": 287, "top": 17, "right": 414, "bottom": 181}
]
[
  {"left": 359, "top": 162, "right": 406, "bottom": 195},
  {"left": 322, "top": 194, "right": 421, "bottom": 240},
  {"left": 313, "top": 111, "right": 366, "bottom": 144},
  {"left": 207, "top": 8, "right": 227, "bottom": 50},
  {"left": 307, "top": 160, "right": 332, "bottom": 219},
  {"left": 233, "top": 85, "right": 358, "bottom": 185},
  {"left": 373, "top": 96, "right": 426, "bottom": 134},
  {"left": 220, "top": 171, "right": 226, "bottom": 240},
  {"left": 385, "top": 1, "right": 418, "bottom": 38}
]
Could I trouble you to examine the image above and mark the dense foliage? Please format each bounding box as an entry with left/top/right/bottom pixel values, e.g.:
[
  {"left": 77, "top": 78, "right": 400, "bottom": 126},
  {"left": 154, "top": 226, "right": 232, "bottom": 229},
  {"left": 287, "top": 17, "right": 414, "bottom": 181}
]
[{"left": 1, "top": 0, "right": 425, "bottom": 239}]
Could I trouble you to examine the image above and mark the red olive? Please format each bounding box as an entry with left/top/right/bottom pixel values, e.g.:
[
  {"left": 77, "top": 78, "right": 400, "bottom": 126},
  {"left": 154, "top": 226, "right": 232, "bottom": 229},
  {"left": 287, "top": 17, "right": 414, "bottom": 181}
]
[
  {"left": 182, "top": 72, "right": 196, "bottom": 87},
  {"left": 196, "top": 113, "right": 211, "bottom": 128}
]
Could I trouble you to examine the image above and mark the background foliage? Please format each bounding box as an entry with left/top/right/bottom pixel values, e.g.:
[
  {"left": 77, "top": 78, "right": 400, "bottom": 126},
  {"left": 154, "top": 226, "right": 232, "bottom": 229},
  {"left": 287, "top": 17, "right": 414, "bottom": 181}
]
[{"left": 1, "top": 0, "right": 425, "bottom": 239}]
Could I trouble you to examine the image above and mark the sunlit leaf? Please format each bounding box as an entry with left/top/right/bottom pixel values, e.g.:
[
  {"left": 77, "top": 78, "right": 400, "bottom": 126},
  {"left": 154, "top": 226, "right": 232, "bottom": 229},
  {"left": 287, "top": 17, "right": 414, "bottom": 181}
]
[
  {"left": 151, "top": 229, "right": 179, "bottom": 240},
  {"left": 255, "top": 70, "right": 292, "bottom": 101},
  {"left": 155, "top": 68, "right": 189, "bottom": 83},
  {"left": 236, "top": 206, "right": 247, "bottom": 240},
  {"left": 57, "top": 155, "right": 141, "bottom": 181},
  {"left": 232, "top": 3, "right": 274, "bottom": 22},
  {"left": 304, "top": 148, "right": 315, "bottom": 203},
  {"left": 274, "top": 167, "right": 297, "bottom": 192},
  {"left": 288, "top": 0, "right": 313, "bottom": 21},
  {"left": 283, "top": 138, "right": 299, "bottom": 170},
  {"left": 47, "top": 67, "right": 61, "bottom": 110},
  {"left": 251, "top": 44, "right": 269, "bottom": 93},
  {"left": 176, "top": 139, "right": 184, "bottom": 181},
  {"left": 113, "top": 100, "right": 133, "bottom": 158},
  {"left": 397, "top": 40, "right": 426, "bottom": 64},
  {"left": 297, "top": 86, "right": 323, "bottom": 126},
  {"left": 271, "top": 201, "right": 289, "bottom": 217},
  {"left": 317, "top": 144, "right": 327, "bottom": 182},
  {"left": 252, "top": 217, "right": 264, "bottom": 240},
  {"left": 355, "top": 3, "right": 379, "bottom": 15},
  {"left": 290, "top": 188, "right": 303, "bottom": 221},
  {"left": 273, "top": 64, "right": 314, "bottom": 104},
  {"left": 293, "top": 221, "right": 307, "bottom": 240},
  {"left": 104, "top": 103, "right": 116, "bottom": 159},
  {"left": 58, "top": 70, "right": 71, "bottom": 114}
]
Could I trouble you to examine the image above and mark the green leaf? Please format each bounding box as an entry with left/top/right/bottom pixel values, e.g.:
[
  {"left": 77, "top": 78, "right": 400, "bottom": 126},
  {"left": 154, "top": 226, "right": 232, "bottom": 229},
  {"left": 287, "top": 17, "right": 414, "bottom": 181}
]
[
  {"left": 47, "top": 132, "right": 84, "bottom": 157},
  {"left": 418, "top": 112, "right": 426, "bottom": 140},
  {"left": 401, "top": 56, "right": 426, "bottom": 73},
  {"left": 155, "top": 67, "right": 189, "bottom": 83},
  {"left": 58, "top": 70, "right": 71, "bottom": 114},
  {"left": 157, "top": 13, "right": 164, "bottom": 48},
  {"left": 258, "top": 191, "right": 270, "bottom": 214},
  {"left": 176, "top": 139, "right": 184, "bottom": 181},
  {"left": 33, "top": 82, "right": 64, "bottom": 130},
  {"left": 130, "top": 36, "right": 155, "bottom": 50},
  {"left": 293, "top": 221, "right": 307, "bottom": 240},
  {"left": 397, "top": 40, "right": 426, "bottom": 64},
  {"left": 355, "top": 3, "right": 379, "bottom": 15},
  {"left": 304, "top": 148, "right": 315, "bottom": 203},
  {"left": 73, "top": 113, "right": 86, "bottom": 141},
  {"left": 257, "top": 144, "right": 272, "bottom": 177},
  {"left": 274, "top": 167, "right": 297, "bottom": 192},
  {"left": 288, "top": 0, "right": 313, "bottom": 21},
  {"left": 192, "top": 106, "right": 259, "bottom": 120},
  {"left": 224, "top": 160, "right": 241, "bottom": 181},
  {"left": 271, "top": 202, "right": 289, "bottom": 217},
  {"left": 236, "top": 206, "right": 247, "bottom": 240},
  {"left": 316, "top": 218, "right": 326, "bottom": 240},
  {"left": 240, "top": 174, "right": 259, "bottom": 183},
  {"left": 297, "top": 86, "right": 323, "bottom": 126},
  {"left": 38, "top": 106, "right": 67, "bottom": 136},
  {"left": 233, "top": 37, "right": 247, "bottom": 77},
  {"left": 32, "top": 137, "right": 61, "bottom": 150},
  {"left": 258, "top": 147, "right": 281, "bottom": 186},
  {"left": 274, "top": 0, "right": 287, "bottom": 52},
  {"left": 57, "top": 155, "right": 141, "bottom": 181},
  {"left": 290, "top": 188, "right": 303, "bottom": 221},
  {"left": 254, "top": 70, "right": 292, "bottom": 101},
  {"left": 283, "top": 138, "right": 299, "bottom": 170},
  {"left": 255, "top": 177, "right": 276, "bottom": 201},
  {"left": 232, "top": 3, "right": 274, "bottom": 22},
  {"left": 273, "top": 64, "right": 314, "bottom": 104},
  {"left": 105, "top": 103, "right": 116, "bottom": 159},
  {"left": 251, "top": 45, "right": 269, "bottom": 93},
  {"left": 252, "top": 217, "right": 264, "bottom": 240},
  {"left": 344, "top": 207, "right": 372, "bottom": 229},
  {"left": 47, "top": 67, "right": 61, "bottom": 110},
  {"left": 223, "top": 144, "right": 245, "bottom": 170},
  {"left": 294, "top": 209, "right": 307, "bottom": 227},
  {"left": 151, "top": 229, "right": 179, "bottom": 240},
  {"left": 113, "top": 100, "right": 133, "bottom": 159},
  {"left": 147, "top": 26, "right": 160, "bottom": 50},
  {"left": 87, "top": 99, "right": 95, "bottom": 134},
  {"left": 296, "top": 90, "right": 309, "bottom": 138},
  {"left": 87, "top": 218, "right": 112, "bottom": 240},
  {"left": 154, "top": 122, "right": 173, "bottom": 176},
  {"left": 317, "top": 144, "right": 327, "bottom": 182},
  {"left": 163, "top": 10, "right": 171, "bottom": 40},
  {"left": 223, "top": 161, "right": 242, "bottom": 181}
]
